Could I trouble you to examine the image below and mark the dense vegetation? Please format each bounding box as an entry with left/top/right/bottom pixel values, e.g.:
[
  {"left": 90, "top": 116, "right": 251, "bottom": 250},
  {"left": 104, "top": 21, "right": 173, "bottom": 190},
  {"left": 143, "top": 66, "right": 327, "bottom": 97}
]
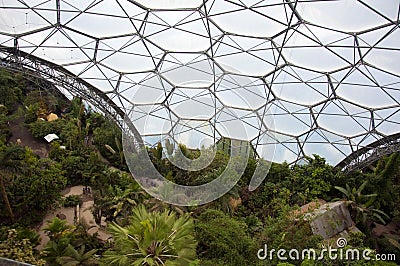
[{"left": 0, "top": 69, "right": 399, "bottom": 265}]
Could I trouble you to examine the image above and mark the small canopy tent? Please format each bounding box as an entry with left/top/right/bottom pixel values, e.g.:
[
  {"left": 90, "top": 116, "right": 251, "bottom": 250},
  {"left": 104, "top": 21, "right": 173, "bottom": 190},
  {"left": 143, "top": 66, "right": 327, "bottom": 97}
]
[{"left": 44, "top": 133, "right": 59, "bottom": 143}]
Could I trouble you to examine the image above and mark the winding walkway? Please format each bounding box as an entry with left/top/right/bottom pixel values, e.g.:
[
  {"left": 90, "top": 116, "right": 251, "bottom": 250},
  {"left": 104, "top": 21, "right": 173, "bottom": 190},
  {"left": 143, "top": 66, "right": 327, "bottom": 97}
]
[{"left": 36, "top": 185, "right": 111, "bottom": 250}]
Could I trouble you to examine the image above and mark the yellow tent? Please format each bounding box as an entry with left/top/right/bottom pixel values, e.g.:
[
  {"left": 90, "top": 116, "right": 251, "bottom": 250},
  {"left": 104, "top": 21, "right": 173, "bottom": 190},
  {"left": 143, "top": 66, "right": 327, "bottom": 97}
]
[{"left": 47, "top": 113, "right": 58, "bottom": 121}]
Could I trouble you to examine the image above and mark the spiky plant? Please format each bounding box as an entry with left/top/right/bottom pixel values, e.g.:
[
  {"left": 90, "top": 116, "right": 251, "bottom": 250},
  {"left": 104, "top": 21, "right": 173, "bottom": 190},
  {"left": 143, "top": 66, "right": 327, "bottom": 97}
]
[
  {"left": 101, "top": 205, "right": 197, "bottom": 266},
  {"left": 334, "top": 181, "right": 389, "bottom": 225}
]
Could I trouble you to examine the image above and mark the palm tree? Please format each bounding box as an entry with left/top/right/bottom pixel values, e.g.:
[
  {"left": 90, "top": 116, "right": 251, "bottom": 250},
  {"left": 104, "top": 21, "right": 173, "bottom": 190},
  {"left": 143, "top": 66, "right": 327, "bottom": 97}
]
[
  {"left": 101, "top": 205, "right": 197, "bottom": 266},
  {"left": 108, "top": 185, "right": 138, "bottom": 219},
  {"left": 93, "top": 184, "right": 146, "bottom": 222},
  {"left": 42, "top": 238, "right": 71, "bottom": 265},
  {"left": 59, "top": 244, "right": 98, "bottom": 266},
  {"left": 43, "top": 217, "right": 74, "bottom": 241},
  {"left": 0, "top": 144, "right": 26, "bottom": 222},
  {"left": 144, "top": 197, "right": 186, "bottom": 215}
]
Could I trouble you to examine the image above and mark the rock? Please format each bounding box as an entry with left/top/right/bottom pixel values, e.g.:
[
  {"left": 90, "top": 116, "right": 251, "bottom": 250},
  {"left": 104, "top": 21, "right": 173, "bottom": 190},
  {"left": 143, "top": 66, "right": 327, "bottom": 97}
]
[
  {"left": 336, "top": 224, "right": 362, "bottom": 238},
  {"left": 56, "top": 212, "right": 66, "bottom": 220},
  {"left": 292, "top": 199, "right": 326, "bottom": 219},
  {"left": 308, "top": 201, "right": 354, "bottom": 239},
  {"left": 229, "top": 197, "right": 242, "bottom": 211},
  {"left": 100, "top": 216, "right": 107, "bottom": 228},
  {"left": 87, "top": 226, "right": 98, "bottom": 236},
  {"left": 373, "top": 221, "right": 400, "bottom": 237}
]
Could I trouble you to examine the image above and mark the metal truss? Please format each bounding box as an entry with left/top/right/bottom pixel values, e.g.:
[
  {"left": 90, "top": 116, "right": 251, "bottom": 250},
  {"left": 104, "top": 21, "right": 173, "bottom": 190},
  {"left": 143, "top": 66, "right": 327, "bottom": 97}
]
[
  {"left": 336, "top": 132, "right": 400, "bottom": 173},
  {"left": 0, "top": 0, "right": 400, "bottom": 166},
  {"left": 0, "top": 46, "right": 123, "bottom": 123},
  {"left": 0, "top": 46, "right": 143, "bottom": 144}
]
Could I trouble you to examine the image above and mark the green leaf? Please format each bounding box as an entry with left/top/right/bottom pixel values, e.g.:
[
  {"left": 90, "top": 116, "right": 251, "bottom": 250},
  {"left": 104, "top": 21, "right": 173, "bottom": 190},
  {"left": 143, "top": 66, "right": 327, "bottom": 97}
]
[{"left": 334, "top": 186, "right": 350, "bottom": 199}]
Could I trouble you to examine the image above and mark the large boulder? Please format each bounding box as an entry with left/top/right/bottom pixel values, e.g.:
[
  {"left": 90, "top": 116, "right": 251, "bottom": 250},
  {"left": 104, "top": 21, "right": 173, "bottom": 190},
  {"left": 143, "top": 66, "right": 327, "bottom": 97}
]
[{"left": 306, "top": 201, "right": 354, "bottom": 239}]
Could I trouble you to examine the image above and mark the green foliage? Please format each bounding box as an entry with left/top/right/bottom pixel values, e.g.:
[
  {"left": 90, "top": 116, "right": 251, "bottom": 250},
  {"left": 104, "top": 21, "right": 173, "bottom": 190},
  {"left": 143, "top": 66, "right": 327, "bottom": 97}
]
[
  {"left": 152, "top": 142, "right": 163, "bottom": 160},
  {"left": 9, "top": 158, "right": 67, "bottom": 224},
  {"left": 28, "top": 119, "right": 66, "bottom": 138},
  {"left": 101, "top": 205, "right": 197, "bottom": 266},
  {"left": 259, "top": 208, "right": 322, "bottom": 265},
  {"left": 195, "top": 209, "right": 259, "bottom": 266},
  {"left": 348, "top": 231, "right": 367, "bottom": 247},
  {"left": 287, "top": 155, "right": 335, "bottom": 205},
  {"left": 23, "top": 90, "right": 55, "bottom": 123},
  {"left": 0, "top": 105, "right": 11, "bottom": 143},
  {"left": 48, "top": 141, "right": 68, "bottom": 161},
  {"left": 86, "top": 112, "right": 106, "bottom": 133},
  {"left": 24, "top": 102, "right": 40, "bottom": 123},
  {"left": 93, "top": 182, "right": 145, "bottom": 223},
  {"left": 240, "top": 155, "right": 340, "bottom": 220},
  {"left": 43, "top": 217, "right": 74, "bottom": 241},
  {"left": 146, "top": 143, "right": 231, "bottom": 187},
  {"left": 60, "top": 119, "right": 82, "bottom": 149},
  {"left": 243, "top": 214, "right": 263, "bottom": 234},
  {"left": 43, "top": 237, "right": 72, "bottom": 265},
  {"left": 0, "top": 226, "right": 41, "bottom": 247},
  {"left": 368, "top": 152, "right": 400, "bottom": 220},
  {"left": 0, "top": 146, "right": 67, "bottom": 224},
  {"left": 61, "top": 151, "right": 105, "bottom": 186},
  {"left": 63, "top": 195, "right": 82, "bottom": 208},
  {"left": 24, "top": 89, "right": 62, "bottom": 116},
  {"left": 334, "top": 181, "right": 389, "bottom": 226},
  {"left": 70, "top": 222, "right": 105, "bottom": 253},
  {"left": 199, "top": 259, "right": 226, "bottom": 266},
  {"left": 67, "top": 97, "right": 86, "bottom": 121},
  {"left": 0, "top": 144, "right": 28, "bottom": 223},
  {"left": 58, "top": 244, "right": 98, "bottom": 266},
  {"left": 0, "top": 229, "right": 45, "bottom": 265},
  {"left": 92, "top": 120, "right": 126, "bottom": 169},
  {"left": 175, "top": 149, "right": 229, "bottom": 186},
  {"left": 42, "top": 217, "right": 101, "bottom": 265},
  {"left": 0, "top": 69, "right": 22, "bottom": 111},
  {"left": 42, "top": 220, "right": 102, "bottom": 266}
]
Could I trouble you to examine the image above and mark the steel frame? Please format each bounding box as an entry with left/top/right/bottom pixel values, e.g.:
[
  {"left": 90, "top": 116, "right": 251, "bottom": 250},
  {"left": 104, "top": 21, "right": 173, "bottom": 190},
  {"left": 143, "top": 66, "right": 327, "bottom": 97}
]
[{"left": 0, "top": 0, "right": 399, "bottom": 167}]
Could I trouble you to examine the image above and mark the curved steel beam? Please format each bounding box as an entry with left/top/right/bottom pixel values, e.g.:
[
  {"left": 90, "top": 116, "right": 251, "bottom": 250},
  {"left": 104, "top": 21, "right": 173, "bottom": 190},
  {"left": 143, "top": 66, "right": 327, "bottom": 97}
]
[
  {"left": 336, "top": 132, "right": 400, "bottom": 172},
  {"left": 0, "top": 45, "right": 143, "bottom": 148}
]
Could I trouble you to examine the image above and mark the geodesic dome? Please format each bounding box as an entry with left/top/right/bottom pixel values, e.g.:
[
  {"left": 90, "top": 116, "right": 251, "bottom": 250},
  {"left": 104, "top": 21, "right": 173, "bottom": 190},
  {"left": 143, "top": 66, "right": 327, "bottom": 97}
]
[{"left": 1, "top": 0, "right": 400, "bottom": 167}]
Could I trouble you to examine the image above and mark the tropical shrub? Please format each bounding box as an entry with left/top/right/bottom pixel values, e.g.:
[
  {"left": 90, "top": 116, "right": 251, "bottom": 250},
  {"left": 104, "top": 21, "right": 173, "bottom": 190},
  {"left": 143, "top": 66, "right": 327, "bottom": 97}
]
[
  {"left": 0, "top": 229, "right": 45, "bottom": 265},
  {"left": 63, "top": 195, "right": 82, "bottom": 208},
  {"left": 195, "top": 209, "right": 259, "bottom": 266}
]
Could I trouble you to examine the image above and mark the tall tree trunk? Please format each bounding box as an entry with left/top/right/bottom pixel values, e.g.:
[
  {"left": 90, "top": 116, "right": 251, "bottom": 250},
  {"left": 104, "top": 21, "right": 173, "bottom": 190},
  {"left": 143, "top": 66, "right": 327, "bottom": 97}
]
[{"left": 0, "top": 174, "right": 14, "bottom": 223}]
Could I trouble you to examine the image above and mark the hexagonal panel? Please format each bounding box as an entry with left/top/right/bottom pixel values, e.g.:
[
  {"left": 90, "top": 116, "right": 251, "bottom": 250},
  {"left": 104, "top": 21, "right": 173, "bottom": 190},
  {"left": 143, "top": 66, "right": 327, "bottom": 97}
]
[
  {"left": 159, "top": 53, "right": 223, "bottom": 87},
  {"left": 170, "top": 119, "right": 216, "bottom": 149},
  {"left": 215, "top": 74, "right": 271, "bottom": 110},
  {"left": 297, "top": 0, "right": 387, "bottom": 32},
  {"left": 129, "top": 74, "right": 173, "bottom": 105},
  {"left": 168, "top": 88, "right": 220, "bottom": 120},
  {"left": 214, "top": 36, "right": 280, "bottom": 75},
  {"left": 271, "top": 66, "right": 331, "bottom": 106},
  {"left": 315, "top": 100, "right": 371, "bottom": 137},
  {"left": 144, "top": 11, "right": 221, "bottom": 52}
]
